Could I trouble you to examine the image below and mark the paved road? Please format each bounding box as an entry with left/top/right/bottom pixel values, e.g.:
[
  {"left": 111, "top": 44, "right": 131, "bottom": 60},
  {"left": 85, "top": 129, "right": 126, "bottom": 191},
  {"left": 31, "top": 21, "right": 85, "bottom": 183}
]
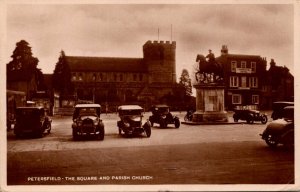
[{"left": 6, "top": 112, "right": 294, "bottom": 185}]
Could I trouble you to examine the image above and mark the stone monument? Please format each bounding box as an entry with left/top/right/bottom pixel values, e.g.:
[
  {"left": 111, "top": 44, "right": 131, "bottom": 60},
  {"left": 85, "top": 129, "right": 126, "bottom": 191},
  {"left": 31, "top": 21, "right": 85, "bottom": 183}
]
[{"left": 192, "top": 53, "right": 228, "bottom": 123}]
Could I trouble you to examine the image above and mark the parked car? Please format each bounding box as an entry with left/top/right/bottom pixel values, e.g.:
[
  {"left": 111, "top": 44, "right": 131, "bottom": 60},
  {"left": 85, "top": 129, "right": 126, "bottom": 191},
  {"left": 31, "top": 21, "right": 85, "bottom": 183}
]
[
  {"left": 271, "top": 101, "right": 294, "bottom": 120},
  {"left": 260, "top": 106, "right": 294, "bottom": 148},
  {"left": 117, "top": 105, "right": 151, "bottom": 137},
  {"left": 14, "top": 106, "right": 52, "bottom": 138},
  {"left": 72, "top": 104, "right": 104, "bottom": 140},
  {"left": 233, "top": 108, "right": 268, "bottom": 124},
  {"left": 149, "top": 104, "right": 180, "bottom": 128}
]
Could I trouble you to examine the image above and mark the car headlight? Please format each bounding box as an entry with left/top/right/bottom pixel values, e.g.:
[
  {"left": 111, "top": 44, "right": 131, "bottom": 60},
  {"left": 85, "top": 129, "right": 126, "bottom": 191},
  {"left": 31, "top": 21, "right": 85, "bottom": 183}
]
[
  {"left": 162, "top": 115, "right": 166, "bottom": 119},
  {"left": 124, "top": 122, "right": 130, "bottom": 127},
  {"left": 77, "top": 120, "right": 82, "bottom": 126},
  {"left": 93, "top": 118, "right": 99, "bottom": 126}
]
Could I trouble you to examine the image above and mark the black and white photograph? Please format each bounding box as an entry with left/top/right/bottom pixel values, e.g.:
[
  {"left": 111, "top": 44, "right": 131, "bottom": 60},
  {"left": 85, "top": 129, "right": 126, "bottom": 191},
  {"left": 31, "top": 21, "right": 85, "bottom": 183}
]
[{"left": 1, "top": 1, "right": 298, "bottom": 191}]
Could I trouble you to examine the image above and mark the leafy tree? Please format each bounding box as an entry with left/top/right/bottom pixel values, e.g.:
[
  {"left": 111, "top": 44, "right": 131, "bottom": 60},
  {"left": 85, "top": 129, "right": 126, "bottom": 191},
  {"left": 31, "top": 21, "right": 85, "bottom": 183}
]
[
  {"left": 179, "top": 69, "right": 192, "bottom": 96},
  {"left": 53, "top": 50, "right": 73, "bottom": 95},
  {"left": 7, "top": 40, "right": 44, "bottom": 90},
  {"left": 7, "top": 40, "right": 39, "bottom": 71}
]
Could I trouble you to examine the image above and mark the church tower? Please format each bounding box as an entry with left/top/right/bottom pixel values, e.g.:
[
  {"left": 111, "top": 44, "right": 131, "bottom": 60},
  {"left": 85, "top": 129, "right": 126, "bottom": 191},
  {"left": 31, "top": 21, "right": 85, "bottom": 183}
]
[{"left": 143, "top": 40, "right": 176, "bottom": 84}]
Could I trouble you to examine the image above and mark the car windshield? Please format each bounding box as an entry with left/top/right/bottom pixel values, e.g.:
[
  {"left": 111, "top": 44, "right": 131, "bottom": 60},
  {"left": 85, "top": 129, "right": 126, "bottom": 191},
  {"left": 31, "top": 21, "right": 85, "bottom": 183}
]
[
  {"left": 78, "top": 108, "right": 98, "bottom": 116},
  {"left": 16, "top": 109, "right": 42, "bottom": 119},
  {"left": 283, "top": 108, "right": 294, "bottom": 121},
  {"left": 158, "top": 107, "right": 169, "bottom": 114},
  {"left": 119, "top": 109, "right": 142, "bottom": 116}
]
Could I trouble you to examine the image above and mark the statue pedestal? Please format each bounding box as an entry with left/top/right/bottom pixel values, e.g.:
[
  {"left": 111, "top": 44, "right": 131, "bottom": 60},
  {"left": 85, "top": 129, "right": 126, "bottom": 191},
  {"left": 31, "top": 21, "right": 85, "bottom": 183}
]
[{"left": 192, "top": 84, "right": 228, "bottom": 123}]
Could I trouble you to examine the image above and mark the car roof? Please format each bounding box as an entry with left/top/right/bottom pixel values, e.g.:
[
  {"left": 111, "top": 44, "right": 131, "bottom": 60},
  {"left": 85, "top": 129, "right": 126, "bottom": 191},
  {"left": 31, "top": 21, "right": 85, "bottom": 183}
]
[
  {"left": 75, "top": 104, "right": 101, "bottom": 108},
  {"left": 284, "top": 106, "right": 294, "bottom": 110},
  {"left": 153, "top": 104, "right": 169, "bottom": 108},
  {"left": 118, "top": 105, "right": 143, "bottom": 110},
  {"left": 273, "top": 101, "right": 294, "bottom": 105},
  {"left": 17, "top": 106, "right": 44, "bottom": 110}
]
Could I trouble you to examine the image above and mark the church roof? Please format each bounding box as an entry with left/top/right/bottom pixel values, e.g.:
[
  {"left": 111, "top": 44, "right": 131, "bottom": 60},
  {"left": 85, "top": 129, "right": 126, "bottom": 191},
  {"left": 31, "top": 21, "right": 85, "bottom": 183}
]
[{"left": 65, "top": 56, "right": 147, "bottom": 73}]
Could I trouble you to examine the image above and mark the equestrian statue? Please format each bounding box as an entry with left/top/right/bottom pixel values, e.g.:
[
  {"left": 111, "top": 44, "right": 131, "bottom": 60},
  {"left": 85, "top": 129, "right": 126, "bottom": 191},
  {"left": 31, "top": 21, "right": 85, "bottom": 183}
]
[{"left": 195, "top": 50, "right": 224, "bottom": 84}]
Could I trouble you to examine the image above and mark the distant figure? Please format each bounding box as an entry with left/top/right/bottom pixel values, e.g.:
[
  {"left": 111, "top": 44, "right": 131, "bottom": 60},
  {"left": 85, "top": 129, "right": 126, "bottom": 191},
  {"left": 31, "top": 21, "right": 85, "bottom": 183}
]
[{"left": 206, "top": 49, "right": 215, "bottom": 64}]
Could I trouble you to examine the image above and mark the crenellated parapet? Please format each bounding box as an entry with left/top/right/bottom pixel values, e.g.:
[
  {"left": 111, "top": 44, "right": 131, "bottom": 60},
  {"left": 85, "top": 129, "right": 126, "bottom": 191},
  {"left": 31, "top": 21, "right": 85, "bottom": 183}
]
[{"left": 143, "top": 40, "right": 176, "bottom": 49}]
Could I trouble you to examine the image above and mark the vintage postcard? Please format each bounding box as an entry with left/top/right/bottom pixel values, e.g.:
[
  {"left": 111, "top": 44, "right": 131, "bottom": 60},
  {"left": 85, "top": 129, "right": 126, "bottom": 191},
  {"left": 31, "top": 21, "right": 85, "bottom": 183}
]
[{"left": 1, "top": 0, "right": 299, "bottom": 191}]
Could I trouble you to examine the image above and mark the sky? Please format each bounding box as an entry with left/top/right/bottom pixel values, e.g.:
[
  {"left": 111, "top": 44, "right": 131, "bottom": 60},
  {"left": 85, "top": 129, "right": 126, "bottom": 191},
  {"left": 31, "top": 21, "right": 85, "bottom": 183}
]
[{"left": 4, "top": 3, "right": 295, "bottom": 81}]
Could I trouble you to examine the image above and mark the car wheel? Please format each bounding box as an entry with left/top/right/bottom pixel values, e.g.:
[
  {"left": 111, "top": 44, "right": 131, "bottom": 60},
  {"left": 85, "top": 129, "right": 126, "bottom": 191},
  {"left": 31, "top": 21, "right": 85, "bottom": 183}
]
[
  {"left": 150, "top": 121, "right": 154, "bottom": 127},
  {"left": 174, "top": 118, "right": 180, "bottom": 128},
  {"left": 118, "top": 127, "right": 122, "bottom": 135},
  {"left": 233, "top": 114, "right": 238, "bottom": 122},
  {"left": 265, "top": 134, "right": 278, "bottom": 147},
  {"left": 97, "top": 126, "right": 105, "bottom": 140},
  {"left": 247, "top": 118, "right": 254, "bottom": 124},
  {"left": 15, "top": 133, "right": 22, "bottom": 138},
  {"left": 144, "top": 124, "right": 151, "bottom": 138},
  {"left": 261, "top": 115, "right": 268, "bottom": 124},
  {"left": 72, "top": 129, "right": 79, "bottom": 140},
  {"left": 47, "top": 124, "right": 51, "bottom": 134},
  {"left": 160, "top": 119, "right": 166, "bottom": 128},
  {"left": 184, "top": 115, "right": 189, "bottom": 122}
]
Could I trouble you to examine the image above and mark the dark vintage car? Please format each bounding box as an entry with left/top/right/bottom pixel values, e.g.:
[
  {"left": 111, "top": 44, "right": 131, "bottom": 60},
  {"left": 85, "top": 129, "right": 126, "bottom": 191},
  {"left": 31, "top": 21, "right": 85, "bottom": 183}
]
[
  {"left": 14, "top": 107, "right": 52, "bottom": 138},
  {"left": 149, "top": 104, "right": 180, "bottom": 128},
  {"left": 233, "top": 108, "right": 268, "bottom": 124},
  {"left": 271, "top": 101, "right": 294, "bottom": 120},
  {"left": 261, "top": 106, "right": 294, "bottom": 148},
  {"left": 117, "top": 105, "right": 151, "bottom": 137},
  {"left": 72, "top": 104, "right": 105, "bottom": 140}
]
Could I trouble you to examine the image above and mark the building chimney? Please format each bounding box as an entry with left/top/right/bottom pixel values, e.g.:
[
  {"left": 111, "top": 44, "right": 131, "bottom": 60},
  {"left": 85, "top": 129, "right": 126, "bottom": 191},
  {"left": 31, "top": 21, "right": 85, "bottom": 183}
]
[
  {"left": 270, "top": 59, "right": 276, "bottom": 67},
  {"left": 221, "top": 45, "right": 228, "bottom": 55}
]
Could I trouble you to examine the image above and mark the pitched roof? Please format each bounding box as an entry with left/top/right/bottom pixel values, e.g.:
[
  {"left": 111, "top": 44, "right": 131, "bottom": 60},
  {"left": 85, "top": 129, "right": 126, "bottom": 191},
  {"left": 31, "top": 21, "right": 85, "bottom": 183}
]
[
  {"left": 217, "top": 54, "right": 262, "bottom": 60},
  {"left": 65, "top": 56, "right": 147, "bottom": 72}
]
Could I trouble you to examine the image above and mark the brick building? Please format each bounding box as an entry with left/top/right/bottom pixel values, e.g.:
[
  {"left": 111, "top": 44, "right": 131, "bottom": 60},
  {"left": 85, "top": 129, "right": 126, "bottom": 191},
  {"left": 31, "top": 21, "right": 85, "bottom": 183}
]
[
  {"left": 261, "top": 59, "right": 294, "bottom": 109},
  {"left": 56, "top": 40, "right": 185, "bottom": 110},
  {"left": 216, "top": 45, "right": 268, "bottom": 110}
]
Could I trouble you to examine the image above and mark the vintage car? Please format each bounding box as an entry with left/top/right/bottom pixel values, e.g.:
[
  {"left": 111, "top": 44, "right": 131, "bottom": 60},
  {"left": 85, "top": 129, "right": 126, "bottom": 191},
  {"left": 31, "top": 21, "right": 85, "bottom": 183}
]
[
  {"left": 117, "top": 105, "right": 151, "bottom": 137},
  {"left": 233, "top": 108, "right": 268, "bottom": 124},
  {"left": 72, "top": 104, "right": 105, "bottom": 140},
  {"left": 271, "top": 101, "right": 294, "bottom": 120},
  {"left": 149, "top": 104, "right": 180, "bottom": 128},
  {"left": 14, "top": 106, "right": 52, "bottom": 138},
  {"left": 260, "top": 106, "right": 294, "bottom": 148}
]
